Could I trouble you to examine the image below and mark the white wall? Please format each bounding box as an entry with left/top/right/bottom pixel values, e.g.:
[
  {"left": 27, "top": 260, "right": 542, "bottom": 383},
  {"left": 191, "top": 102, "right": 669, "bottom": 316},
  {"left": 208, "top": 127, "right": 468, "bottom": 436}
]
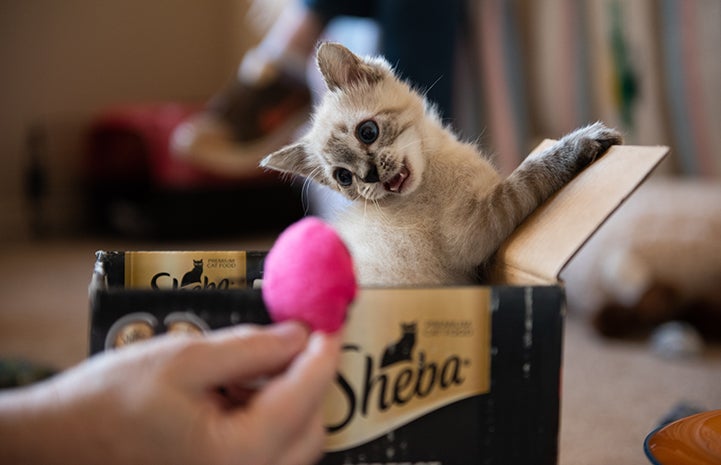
[{"left": 0, "top": 0, "right": 260, "bottom": 240}]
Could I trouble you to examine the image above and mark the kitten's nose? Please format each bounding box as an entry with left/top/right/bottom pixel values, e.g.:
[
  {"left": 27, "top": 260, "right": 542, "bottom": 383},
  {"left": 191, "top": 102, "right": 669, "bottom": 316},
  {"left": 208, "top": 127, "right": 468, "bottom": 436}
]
[{"left": 362, "top": 165, "right": 380, "bottom": 183}]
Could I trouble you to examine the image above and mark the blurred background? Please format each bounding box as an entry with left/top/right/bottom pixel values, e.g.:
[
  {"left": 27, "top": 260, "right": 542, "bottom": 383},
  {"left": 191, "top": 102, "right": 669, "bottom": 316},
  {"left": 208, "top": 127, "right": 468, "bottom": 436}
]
[
  {"left": 1, "top": 0, "right": 719, "bottom": 240},
  {"left": 1, "top": 0, "right": 281, "bottom": 240},
  {"left": 0, "top": 1, "right": 719, "bottom": 464}
]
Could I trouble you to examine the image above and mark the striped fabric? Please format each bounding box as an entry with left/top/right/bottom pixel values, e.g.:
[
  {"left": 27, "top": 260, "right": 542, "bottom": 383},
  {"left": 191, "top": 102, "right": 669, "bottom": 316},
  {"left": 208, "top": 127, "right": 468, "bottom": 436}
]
[{"left": 466, "top": 0, "right": 720, "bottom": 178}]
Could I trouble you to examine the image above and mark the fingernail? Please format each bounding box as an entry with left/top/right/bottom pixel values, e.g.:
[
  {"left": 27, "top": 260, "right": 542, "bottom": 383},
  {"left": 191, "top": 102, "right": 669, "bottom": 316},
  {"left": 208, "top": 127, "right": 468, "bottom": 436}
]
[
  {"left": 271, "top": 320, "right": 310, "bottom": 343},
  {"left": 308, "top": 330, "right": 342, "bottom": 353}
]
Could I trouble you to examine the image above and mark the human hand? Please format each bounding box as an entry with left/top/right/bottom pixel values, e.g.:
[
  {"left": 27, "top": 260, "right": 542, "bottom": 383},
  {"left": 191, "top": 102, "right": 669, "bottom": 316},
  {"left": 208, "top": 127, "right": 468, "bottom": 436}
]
[{"left": 0, "top": 322, "right": 342, "bottom": 465}]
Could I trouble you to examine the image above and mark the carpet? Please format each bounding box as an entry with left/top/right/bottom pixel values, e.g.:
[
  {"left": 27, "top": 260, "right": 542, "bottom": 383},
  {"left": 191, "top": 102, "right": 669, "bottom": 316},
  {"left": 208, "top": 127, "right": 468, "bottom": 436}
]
[{"left": 1, "top": 238, "right": 719, "bottom": 465}]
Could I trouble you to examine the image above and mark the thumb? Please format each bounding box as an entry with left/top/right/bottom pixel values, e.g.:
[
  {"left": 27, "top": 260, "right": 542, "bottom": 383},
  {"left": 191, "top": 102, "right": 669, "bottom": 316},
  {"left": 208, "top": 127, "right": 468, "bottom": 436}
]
[{"left": 242, "top": 330, "right": 343, "bottom": 447}]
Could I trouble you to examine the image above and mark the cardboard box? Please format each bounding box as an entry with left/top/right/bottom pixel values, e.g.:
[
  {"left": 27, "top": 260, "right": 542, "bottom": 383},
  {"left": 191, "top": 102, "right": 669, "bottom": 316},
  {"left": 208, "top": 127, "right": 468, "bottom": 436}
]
[{"left": 89, "top": 142, "right": 667, "bottom": 465}]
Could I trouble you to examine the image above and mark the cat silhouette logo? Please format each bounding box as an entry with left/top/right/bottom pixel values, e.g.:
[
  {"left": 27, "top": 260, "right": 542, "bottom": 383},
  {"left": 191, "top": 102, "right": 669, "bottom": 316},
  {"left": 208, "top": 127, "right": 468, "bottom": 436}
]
[
  {"left": 150, "top": 258, "right": 230, "bottom": 290},
  {"left": 380, "top": 322, "right": 416, "bottom": 368},
  {"left": 181, "top": 259, "right": 203, "bottom": 287}
]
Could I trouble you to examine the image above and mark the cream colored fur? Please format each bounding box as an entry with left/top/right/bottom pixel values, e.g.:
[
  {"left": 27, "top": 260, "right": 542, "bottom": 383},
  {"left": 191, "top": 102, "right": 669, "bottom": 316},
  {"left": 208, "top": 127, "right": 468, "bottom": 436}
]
[{"left": 262, "top": 43, "right": 622, "bottom": 286}]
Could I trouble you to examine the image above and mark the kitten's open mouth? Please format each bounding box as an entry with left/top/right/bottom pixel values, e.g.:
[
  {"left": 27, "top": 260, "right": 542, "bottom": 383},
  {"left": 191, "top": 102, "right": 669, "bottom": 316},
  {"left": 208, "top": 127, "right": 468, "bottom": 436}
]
[{"left": 384, "top": 165, "right": 410, "bottom": 193}]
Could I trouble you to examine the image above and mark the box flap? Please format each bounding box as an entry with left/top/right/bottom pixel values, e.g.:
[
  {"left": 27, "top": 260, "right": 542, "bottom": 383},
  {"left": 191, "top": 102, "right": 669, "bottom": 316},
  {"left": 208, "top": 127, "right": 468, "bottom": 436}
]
[{"left": 493, "top": 141, "right": 668, "bottom": 285}]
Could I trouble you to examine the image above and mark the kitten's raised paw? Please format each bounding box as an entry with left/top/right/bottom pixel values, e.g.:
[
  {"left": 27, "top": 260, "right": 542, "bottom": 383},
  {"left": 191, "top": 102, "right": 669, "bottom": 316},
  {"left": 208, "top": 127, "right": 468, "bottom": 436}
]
[{"left": 566, "top": 122, "right": 624, "bottom": 164}]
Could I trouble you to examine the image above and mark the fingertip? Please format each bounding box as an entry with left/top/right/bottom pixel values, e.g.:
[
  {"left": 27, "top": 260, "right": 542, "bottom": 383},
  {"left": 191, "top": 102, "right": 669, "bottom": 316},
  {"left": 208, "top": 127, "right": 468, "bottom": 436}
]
[
  {"left": 307, "top": 330, "right": 343, "bottom": 364},
  {"left": 268, "top": 320, "right": 311, "bottom": 344}
]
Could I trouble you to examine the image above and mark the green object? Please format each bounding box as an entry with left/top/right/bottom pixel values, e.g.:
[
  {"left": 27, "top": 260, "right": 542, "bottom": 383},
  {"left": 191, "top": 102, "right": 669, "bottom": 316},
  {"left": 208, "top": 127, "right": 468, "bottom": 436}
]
[
  {"left": 609, "top": 0, "right": 639, "bottom": 130},
  {"left": 0, "top": 359, "right": 56, "bottom": 389}
]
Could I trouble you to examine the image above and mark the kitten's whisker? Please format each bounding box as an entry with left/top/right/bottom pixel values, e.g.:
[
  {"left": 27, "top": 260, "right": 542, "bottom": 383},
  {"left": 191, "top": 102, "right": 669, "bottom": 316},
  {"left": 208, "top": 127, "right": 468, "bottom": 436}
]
[
  {"left": 370, "top": 200, "right": 385, "bottom": 225},
  {"left": 370, "top": 199, "right": 424, "bottom": 231},
  {"left": 300, "top": 167, "right": 323, "bottom": 215},
  {"left": 301, "top": 179, "right": 312, "bottom": 214},
  {"left": 420, "top": 75, "right": 444, "bottom": 99},
  {"left": 395, "top": 137, "right": 431, "bottom": 153},
  {"left": 371, "top": 199, "right": 395, "bottom": 227}
]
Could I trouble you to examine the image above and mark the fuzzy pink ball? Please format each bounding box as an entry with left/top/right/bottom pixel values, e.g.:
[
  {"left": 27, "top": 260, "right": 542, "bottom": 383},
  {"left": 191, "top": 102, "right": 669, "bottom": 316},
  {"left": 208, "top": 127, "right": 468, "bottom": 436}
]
[{"left": 262, "top": 217, "right": 357, "bottom": 333}]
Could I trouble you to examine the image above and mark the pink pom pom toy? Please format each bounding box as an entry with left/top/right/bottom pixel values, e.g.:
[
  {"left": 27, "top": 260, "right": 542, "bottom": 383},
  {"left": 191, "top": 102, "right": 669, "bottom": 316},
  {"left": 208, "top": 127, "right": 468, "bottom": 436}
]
[{"left": 262, "top": 217, "right": 357, "bottom": 333}]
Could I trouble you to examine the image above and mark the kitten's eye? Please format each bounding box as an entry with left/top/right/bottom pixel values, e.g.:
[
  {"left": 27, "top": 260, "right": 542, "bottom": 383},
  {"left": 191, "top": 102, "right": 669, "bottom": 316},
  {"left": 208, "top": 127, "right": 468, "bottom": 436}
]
[
  {"left": 333, "top": 168, "right": 354, "bottom": 187},
  {"left": 356, "top": 120, "right": 379, "bottom": 144}
]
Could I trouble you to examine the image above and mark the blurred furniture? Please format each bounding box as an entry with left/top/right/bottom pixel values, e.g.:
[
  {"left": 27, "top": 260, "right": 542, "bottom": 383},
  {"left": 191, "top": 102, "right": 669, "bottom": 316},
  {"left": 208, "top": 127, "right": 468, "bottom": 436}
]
[{"left": 83, "top": 103, "right": 303, "bottom": 237}]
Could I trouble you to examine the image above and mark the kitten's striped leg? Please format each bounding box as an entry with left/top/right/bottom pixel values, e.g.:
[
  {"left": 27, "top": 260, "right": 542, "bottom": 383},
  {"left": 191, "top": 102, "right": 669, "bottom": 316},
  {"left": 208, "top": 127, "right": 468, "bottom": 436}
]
[{"left": 471, "top": 122, "right": 623, "bottom": 263}]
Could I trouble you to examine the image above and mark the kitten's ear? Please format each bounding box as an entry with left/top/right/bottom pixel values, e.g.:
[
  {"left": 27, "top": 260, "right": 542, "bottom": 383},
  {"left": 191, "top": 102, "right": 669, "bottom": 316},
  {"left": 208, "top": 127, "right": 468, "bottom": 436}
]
[
  {"left": 260, "top": 142, "right": 321, "bottom": 181},
  {"left": 316, "top": 42, "right": 386, "bottom": 91}
]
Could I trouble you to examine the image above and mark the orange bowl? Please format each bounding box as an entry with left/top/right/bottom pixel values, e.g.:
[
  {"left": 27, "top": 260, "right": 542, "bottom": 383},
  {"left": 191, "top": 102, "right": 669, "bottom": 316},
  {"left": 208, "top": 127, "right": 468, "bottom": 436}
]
[{"left": 644, "top": 410, "right": 721, "bottom": 465}]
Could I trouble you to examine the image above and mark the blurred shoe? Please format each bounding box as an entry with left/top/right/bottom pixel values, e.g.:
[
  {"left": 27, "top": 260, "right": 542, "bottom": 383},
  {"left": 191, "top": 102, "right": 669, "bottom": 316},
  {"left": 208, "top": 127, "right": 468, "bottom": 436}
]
[{"left": 172, "top": 64, "right": 311, "bottom": 178}]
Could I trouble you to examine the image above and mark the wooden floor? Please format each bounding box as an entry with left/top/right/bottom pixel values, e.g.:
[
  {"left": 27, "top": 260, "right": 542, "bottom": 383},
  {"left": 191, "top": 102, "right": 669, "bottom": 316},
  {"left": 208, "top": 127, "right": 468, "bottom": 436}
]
[{"left": 1, "top": 237, "right": 720, "bottom": 465}]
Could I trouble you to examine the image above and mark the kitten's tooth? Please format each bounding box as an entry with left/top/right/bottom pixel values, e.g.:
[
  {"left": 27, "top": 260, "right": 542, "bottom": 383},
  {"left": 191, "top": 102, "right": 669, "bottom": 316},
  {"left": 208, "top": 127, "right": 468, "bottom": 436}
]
[{"left": 384, "top": 166, "right": 410, "bottom": 193}]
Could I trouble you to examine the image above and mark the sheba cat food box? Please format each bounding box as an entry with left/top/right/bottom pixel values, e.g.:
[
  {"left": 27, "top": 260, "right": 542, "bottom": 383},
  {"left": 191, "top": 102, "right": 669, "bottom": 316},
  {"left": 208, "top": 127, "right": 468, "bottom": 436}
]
[{"left": 89, "top": 143, "right": 667, "bottom": 465}]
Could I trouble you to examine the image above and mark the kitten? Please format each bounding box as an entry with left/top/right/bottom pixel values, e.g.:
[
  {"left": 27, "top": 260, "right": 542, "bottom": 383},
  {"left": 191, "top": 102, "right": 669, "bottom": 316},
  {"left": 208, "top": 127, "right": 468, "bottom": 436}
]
[{"left": 261, "top": 42, "right": 623, "bottom": 286}]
